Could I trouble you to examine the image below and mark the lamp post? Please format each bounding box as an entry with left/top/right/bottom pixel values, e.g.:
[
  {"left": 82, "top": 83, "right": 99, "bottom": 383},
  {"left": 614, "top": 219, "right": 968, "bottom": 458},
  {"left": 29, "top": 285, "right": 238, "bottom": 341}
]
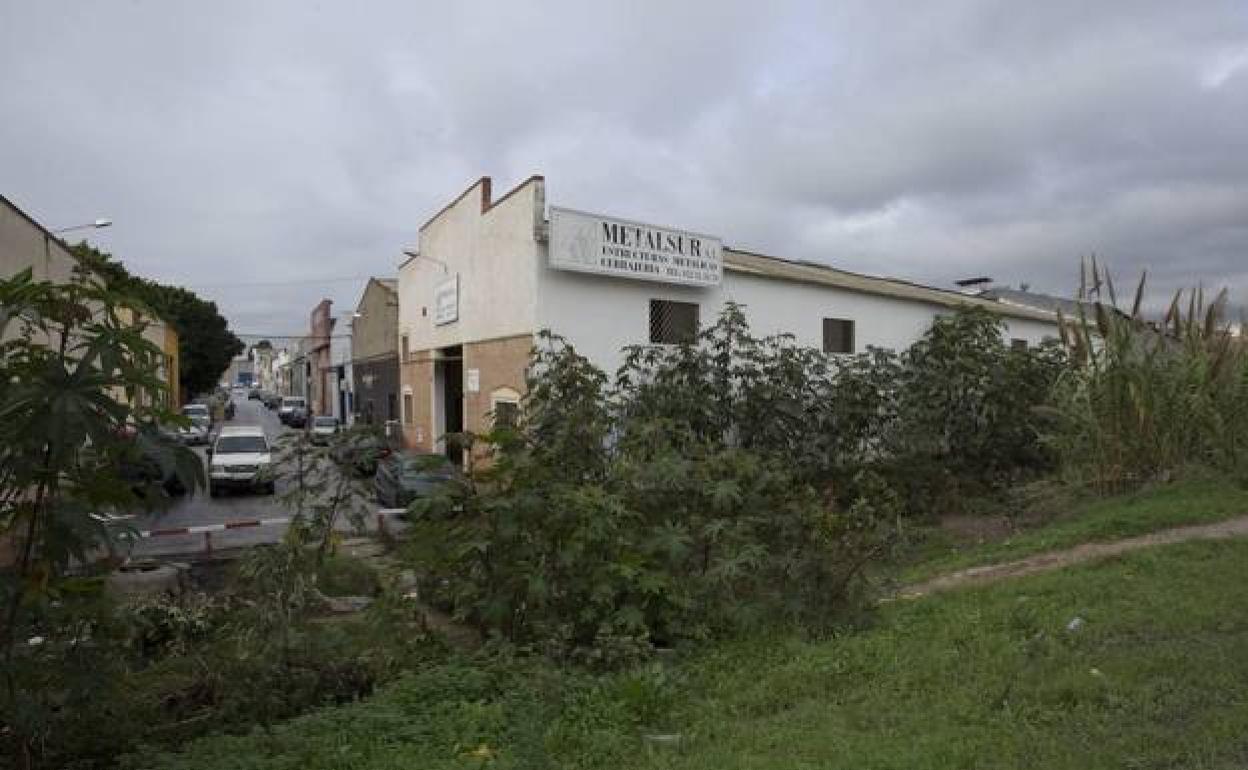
[
  {"left": 51, "top": 218, "right": 112, "bottom": 235},
  {"left": 401, "top": 248, "right": 449, "bottom": 274}
]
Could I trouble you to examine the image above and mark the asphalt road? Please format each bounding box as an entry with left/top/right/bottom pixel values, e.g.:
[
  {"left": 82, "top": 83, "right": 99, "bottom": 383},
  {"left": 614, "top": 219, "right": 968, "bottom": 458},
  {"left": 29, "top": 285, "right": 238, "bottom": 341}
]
[{"left": 124, "top": 392, "right": 393, "bottom": 558}]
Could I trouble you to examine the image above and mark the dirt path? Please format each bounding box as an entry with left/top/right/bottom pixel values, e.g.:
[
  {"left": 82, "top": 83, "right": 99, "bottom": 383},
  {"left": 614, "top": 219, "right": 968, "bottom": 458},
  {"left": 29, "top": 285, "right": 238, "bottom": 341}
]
[{"left": 898, "top": 514, "right": 1248, "bottom": 599}]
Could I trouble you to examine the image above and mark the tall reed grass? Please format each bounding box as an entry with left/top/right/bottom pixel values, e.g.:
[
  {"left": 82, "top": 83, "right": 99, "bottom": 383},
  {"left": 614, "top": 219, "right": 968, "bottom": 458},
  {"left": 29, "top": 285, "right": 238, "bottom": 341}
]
[{"left": 1050, "top": 258, "right": 1248, "bottom": 492}]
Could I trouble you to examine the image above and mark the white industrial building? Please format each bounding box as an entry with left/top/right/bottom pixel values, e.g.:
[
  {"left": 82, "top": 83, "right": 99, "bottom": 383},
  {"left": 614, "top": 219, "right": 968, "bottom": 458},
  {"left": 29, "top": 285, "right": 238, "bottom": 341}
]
[{"left": 397, "top": 176, "right": 1059, "bottom": 456}]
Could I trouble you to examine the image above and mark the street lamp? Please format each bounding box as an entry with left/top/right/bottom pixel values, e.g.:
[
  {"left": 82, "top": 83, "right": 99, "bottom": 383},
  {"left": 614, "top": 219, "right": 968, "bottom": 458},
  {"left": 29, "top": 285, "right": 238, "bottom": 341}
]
[{"left": 52, "top": 218, "right": 112, "bottom": 235}]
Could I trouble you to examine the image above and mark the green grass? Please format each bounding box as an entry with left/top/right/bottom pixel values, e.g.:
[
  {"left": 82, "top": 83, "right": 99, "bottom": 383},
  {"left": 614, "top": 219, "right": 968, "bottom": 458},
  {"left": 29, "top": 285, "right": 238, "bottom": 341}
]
[
  {"left": 898, "top": 474, "right": 1248, "bottom": 584},
  {"left": 132, "top": 537, "right": 1248, "bottom": 769}
]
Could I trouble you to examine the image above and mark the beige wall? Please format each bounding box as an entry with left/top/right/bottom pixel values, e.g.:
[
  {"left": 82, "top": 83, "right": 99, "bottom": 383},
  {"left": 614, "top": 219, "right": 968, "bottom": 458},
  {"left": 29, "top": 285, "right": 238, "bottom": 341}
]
[
  {"left": 353, "top": 278, "right": 398, "bottom": 362},
  {"left": 463, "top": 334, "right": 531, "bottom": 439},
  {"left": 1, "top": 196, "right": 78, "bottom": 284}
]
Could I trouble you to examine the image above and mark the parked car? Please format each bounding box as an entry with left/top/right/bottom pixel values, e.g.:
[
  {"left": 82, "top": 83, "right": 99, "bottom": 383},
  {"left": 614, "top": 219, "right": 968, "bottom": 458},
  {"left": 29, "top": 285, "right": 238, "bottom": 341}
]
[
  {"left": 181, "top": 417, "right": 211, "bottom": 446},
  {"left": 262, "top": 392, "right": 282, "bottom": 409},
  {"left": 309, "top": 415, "right": 339, "bottom": 445},
  {"left": 286, "top": 406, "right": 308, "bottom": 429},
  {"left": 207, "top": 426, "right": 274, "bottom": 496},
  {"left": 373, "top": 451, "right": 457, "bottom": 509},
  {"left": 181, "top": 403, "right": 212, "bottom": 430},
  {"left": 248, "top": 388, "right": 261, "bottom": 400},
  {"left": 278, "top": 396, "right": 307, "bottom": 425}
]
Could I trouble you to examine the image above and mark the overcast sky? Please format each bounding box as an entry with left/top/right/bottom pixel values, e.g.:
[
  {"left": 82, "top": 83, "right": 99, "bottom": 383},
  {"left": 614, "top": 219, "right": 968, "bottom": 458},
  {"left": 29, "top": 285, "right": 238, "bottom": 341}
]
[{"left": 3, "top": 1, "right": 1246, "bottom": 340}]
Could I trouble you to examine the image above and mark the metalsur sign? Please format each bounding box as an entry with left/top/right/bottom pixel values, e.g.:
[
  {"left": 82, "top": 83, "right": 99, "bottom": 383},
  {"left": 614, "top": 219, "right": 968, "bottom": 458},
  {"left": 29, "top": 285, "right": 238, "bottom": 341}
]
[
  {"left": 549, "top": 206, "right": 722, "bottom": 287},
  {"left": 434, "top": 274, "right": 458, "bottom": 325}
]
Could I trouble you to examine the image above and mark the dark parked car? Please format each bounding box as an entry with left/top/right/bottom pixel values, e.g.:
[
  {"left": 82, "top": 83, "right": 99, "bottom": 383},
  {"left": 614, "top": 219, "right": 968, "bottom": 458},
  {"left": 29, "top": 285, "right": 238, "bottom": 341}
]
[
  {"left": 262, "top": 392, "right": 282, "bottom": 409},
  {"left": 373, "top": 451, "right": 457, "bottom": 509},
  {"left": 285, "top": 406, "right": 308, "bottom": 429},
  {"left": 248, "top": 388, "right": 261, "bottom": 400}
]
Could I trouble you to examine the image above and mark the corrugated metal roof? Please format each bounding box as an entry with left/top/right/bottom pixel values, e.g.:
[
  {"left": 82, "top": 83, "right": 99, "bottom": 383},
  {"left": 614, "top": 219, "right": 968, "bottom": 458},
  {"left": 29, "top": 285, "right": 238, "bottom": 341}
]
[{"left": 723, "top": 249, "right": 1058, "bottom": 323}]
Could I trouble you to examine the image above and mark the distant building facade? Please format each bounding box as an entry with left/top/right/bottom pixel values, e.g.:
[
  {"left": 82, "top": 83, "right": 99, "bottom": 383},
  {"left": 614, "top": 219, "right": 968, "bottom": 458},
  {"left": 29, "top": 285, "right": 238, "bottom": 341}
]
[{"left": 350, "top": 277, "right": 401, "bottom": 427}]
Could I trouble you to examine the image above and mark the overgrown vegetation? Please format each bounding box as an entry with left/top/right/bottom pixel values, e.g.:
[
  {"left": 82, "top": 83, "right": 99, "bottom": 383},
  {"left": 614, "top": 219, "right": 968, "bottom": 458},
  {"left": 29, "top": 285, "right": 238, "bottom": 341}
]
[
  {"left": 7, "top": 563, "right": 437, "bottom": 770},
  {"left": 10, "top": 261, "right": 1248, "bottom": 769},
  {"left": 409, "top": 304, "right": 1066, "bottom": 664}
]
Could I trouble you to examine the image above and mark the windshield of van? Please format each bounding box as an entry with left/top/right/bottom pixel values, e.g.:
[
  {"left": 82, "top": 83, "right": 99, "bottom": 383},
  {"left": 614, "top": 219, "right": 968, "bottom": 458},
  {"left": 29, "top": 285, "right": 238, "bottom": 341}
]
[
  {"left": 281, "top": 398, "right": 305, "bottom": 407},
  {"left": 313, "top": 417, "right": 337, "bottom": 428}
]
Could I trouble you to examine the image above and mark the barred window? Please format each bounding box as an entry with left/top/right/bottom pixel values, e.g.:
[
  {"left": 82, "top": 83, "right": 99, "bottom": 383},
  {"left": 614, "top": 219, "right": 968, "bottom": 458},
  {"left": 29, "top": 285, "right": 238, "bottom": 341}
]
[
  {"left": 400, "top": 334, "right": 410, "bottom": 362},
  {"left": 491, "top": 387, "right": 521, "bottom": 429},
  {"left": 649, "top": 300, "right": 699, "bottom": 344},
  {"left": 402, "top": 393, "right": 413, "bottom": 424},
  {"left": 1010, "top": 338, "right": 1028, "bottom": 350},
  {"left": 822, "top": 318, "right": 855, "bottom": 354}
]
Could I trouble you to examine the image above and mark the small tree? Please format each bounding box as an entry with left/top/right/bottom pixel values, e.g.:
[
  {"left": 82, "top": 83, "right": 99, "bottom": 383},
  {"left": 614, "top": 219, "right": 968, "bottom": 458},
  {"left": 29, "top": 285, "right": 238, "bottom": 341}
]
[{"left": 269, "top": 429, "right": 370, "bottom": 566}]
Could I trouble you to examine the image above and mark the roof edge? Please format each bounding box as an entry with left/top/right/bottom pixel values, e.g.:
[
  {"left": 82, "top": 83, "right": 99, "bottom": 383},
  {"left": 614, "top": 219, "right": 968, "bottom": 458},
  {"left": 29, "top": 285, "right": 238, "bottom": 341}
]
[{"left": 723, "top": 249, "right": 1058, "bottom": 323}]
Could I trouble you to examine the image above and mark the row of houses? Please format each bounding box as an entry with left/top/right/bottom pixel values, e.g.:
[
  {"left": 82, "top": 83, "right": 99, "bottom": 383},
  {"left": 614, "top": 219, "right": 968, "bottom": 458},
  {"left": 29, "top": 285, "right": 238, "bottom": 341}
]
[
  {"left": 242, "top": 279, "right": 403, "bottom": 433},
  {"left": 261, "top": 174, "right": 1066, "bottom": 460}
]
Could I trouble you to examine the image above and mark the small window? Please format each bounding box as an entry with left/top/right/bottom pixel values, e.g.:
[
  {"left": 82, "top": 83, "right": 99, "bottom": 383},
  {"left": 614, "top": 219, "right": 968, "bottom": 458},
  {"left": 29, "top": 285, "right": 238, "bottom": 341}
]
[
  {"left": 1010, "top": 338, "right": 1028, "bottom": 350},
  {"left": 822, "top": 318, "right": 855, "bottom": 354},
  {"left": 402, "top": 393, "right": 413, "bottom": 424},
  {"left": 400, "top": 334, "right": 410, "bottom": 362},
  {"left": 649, "top": 300, "right": 699, "bottom": 344}
]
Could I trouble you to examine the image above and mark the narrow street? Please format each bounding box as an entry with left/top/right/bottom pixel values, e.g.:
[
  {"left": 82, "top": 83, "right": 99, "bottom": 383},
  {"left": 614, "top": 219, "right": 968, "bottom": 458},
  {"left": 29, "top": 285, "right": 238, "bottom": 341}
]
[{"left": 124, "top": 392, "right": 392, "bottom": 558}]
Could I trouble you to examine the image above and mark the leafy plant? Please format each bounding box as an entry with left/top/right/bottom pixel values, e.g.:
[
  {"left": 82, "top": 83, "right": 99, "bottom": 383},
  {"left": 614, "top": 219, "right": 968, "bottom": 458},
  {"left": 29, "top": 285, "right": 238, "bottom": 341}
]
[
  {"left": 269, "top": 430, "right": 370, "bottom": 565},
  {"left": 0, "top": 267, "right": 203, "bottom": 769}
]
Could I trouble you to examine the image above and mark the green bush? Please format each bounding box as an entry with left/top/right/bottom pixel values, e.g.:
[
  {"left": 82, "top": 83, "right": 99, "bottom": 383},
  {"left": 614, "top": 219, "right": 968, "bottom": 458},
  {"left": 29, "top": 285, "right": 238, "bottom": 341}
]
[{"left": 887, "top": 307, "right": 1067, "bottom": 514}]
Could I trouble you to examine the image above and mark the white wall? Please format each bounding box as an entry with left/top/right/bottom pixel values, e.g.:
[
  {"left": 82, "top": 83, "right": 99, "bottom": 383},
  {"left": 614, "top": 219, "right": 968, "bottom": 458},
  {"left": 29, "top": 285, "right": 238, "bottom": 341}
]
[
  {"left": 536, "top": 256, "right": 717, "bottom": 376},
  {"left": 535, "top": 252, "right": 1060, "bottom": 376},
  {"left": 722, "top": 271, "right": 1059, "bottom": 351}
]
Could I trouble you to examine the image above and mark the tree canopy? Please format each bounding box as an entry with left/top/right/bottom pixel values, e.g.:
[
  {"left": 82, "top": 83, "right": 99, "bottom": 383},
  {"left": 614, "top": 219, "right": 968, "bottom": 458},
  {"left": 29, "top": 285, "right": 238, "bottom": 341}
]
[{"left": 70, "top": 242, "right": 243, "bottom": 400}]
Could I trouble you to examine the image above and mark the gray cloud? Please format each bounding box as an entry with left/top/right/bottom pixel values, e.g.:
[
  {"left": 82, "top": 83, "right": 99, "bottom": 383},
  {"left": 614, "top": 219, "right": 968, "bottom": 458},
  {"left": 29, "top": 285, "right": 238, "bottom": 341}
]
[{"left": 1, "top": 0, "right": 1246, "bottom": 337}]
